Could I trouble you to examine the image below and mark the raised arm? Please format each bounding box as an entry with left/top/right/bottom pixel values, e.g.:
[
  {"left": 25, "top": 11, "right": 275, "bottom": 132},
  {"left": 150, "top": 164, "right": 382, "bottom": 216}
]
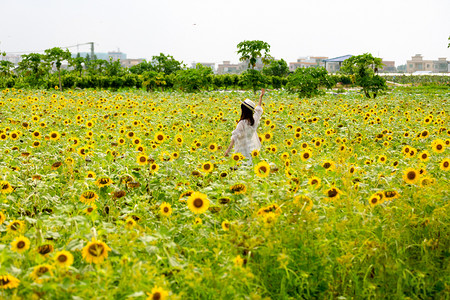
[{"left": 257, "top": 88, "right": 265, "bottom": 107}]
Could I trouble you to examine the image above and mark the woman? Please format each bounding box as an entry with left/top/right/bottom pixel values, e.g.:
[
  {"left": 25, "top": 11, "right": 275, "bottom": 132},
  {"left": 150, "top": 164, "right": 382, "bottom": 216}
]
[{"left": 224, "top": 88, "right": 265, "bottom": 164}]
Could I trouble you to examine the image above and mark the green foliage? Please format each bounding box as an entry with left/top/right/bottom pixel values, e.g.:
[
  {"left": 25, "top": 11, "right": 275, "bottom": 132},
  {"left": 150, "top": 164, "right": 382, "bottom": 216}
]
[
  {"left": 340, "top": 53, "right": 387, "bottom": 98},
  {"left": 262, "top": 59, "right": 289, "bottom": 77},
  {"left": 174, "top": 64, "right": 213, "bottom": 92},
  {"left": 287, "top": 67, "right": 335, "bottom": 98},
  {"left": 151, "top": 53, "right": 183, "bottom": 75},
  {"left": 237, "top": 40, "right": 272, "bottom": 69},
  {"left": 239, "top": 69, "right": 268, "bottom": 92},
  {"left": 69, "top": 56, "right": 85, "bottom": 77}
]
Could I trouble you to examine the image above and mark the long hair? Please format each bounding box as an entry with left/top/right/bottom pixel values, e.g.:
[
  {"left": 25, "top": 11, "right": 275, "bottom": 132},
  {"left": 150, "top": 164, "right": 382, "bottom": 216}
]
[{"left": 240, "top": 104, "right": 255, "bottom": 126}]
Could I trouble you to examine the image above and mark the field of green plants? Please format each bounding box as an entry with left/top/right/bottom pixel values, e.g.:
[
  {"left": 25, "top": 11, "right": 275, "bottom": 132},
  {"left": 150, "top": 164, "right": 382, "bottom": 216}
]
[{"left": 0, "top": 87, "right": 449, "bottom": 299}]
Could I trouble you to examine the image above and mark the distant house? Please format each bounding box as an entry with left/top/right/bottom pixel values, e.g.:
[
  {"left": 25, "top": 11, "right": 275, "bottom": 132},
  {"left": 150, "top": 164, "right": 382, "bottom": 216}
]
[
  {"left": 323, "top": 55, "right": 353, "bottom": 73},
  {"left": 380, "top": 60, "right": 396, "bottom": 73},
  {"left": 406, "top": 54, "right": 449, "bottom": 73},
  {"left": 121, "top": 59, "right": 145, "bottom": 68},
  {"left": 289, "top": 56, "right": 327, "bottom": 72},
  {"left": 217, "top": 61, "right": 243, "bottom": 74}
]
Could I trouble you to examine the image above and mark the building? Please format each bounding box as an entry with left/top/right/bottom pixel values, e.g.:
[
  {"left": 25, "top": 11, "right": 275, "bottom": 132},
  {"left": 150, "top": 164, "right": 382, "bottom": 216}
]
[
  {"left": 191, "top": 62, "right": 215, "bottom": 72},
  {"left": 380, "top": 60, "right": 396, "bottom": 73},
  {"left": 289, "top": 56, "right": 327, "bottom": 72},
  {"left": 324, "top": 55, "right": 353, "bottom": 73},
  {"left": 121, "top": 59, "right": 145, "bottom": 68},
  {"left": 406, "top": 54, "right": 449, "bottom": 73},
  {"left": 217, "top": 61, "right": 243, "bottom": 74}
]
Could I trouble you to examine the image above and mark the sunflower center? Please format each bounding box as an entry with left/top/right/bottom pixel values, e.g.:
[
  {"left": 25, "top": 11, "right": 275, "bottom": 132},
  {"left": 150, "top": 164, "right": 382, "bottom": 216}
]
[
  {"left": 407, "top": 171, "right": 416, "bottom": 180},
  {"left": 88, "top": 244, "right": 105, "bottom": 257},
  {"left": 157, "top": 135, "right": 163, "bottom": 141},
  {"left": 37, "top": 267, "right": 49, "bottom": 276},
  {"left": 259, "top": 166, "right": 267, "bottom": 173},
  {"left": 193, "top": 198, "right": 203, "bottom": 208},
  {"left": 17, "top": 241, "right": 26, "bottom": 249},
  {"left": 164, "top": 207, "right": 169, "bottom": 213},
  {"left": 204, "top": 164, "right": 211, "bottom": 170},
  {"left": 328, "top": 189, "right": 338, "bottom": 197},
  {"left": 0, "top": 278, "right": 10, "bottom": 285},
  {"left": 371, "top": 198, "right": 378, "bottom": 204},
  {"left": 444, "top": 161, "right": 449, "bottom": 168},
  {"left": 152, "top": 292, "right": 161, "bottom": 300},
  {"left": 58, "top": 254, "right": 68, "bottom": 263},
  {"left": 311, "top": 179, "right": 318, "bottom": 185},
  {"left": 304, "top": 153, "right": 310, "bottom": 159},
  {"left": 323, "top": 163, "right": 331, "bottom": 169},
  {"left": 436, "top": 144, "right": 442, "bottom": 150},
  {"left": 140, "top": 157, "right": 146, "bottom": 162}
]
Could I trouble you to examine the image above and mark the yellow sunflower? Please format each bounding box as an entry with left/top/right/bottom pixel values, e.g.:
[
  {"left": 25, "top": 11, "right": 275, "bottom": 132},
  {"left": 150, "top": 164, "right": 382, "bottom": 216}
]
[
  {"left": 187, "top": 192, "right": 210, "bottom": 214},
  {"left": 440, "top": 158, "right": 450, "bottom": 171},
  {"left": 54, "top": 250, "right": 74, "bottom": 268},
  {"left": 146, "top": 286, "right": 169, "bottom": 300},
  {"left": 7, "top": 220, "right": 26, "bottom": 234},
  {"left": 325, "top": 187, "right": 342, "bottom": 201},
  {"left": 254, "top": 161, "right": 270, "bottom": 178},
  {"left": 0, "top": 212, "right": 5, "bottom": 225},
  {"left": 136, "top": 154, "right": 148, "bottom": 166},
  {"left": 80, "top": 190, "right": 98, "bottom": 205},
  {"left": 11, "top": 235, "right": 31, "bottom": 253},
  {"left": 0, "top": 180, "right": 13, "bottom": 194},
  {"left": 30, "top": 264, "right": 53, "bottom": 283},
  {"left": 0, "top": 274, "right": 20, "bottom": 290},
  {"left": 95, "top": 176, "right": 112, "bottom": 188},
  {"left": 308, "top": 176, "right": 321, "bottom": 189},
  {"left": 201, "top": 161, "right": 214, "bottom": 173},
  {"left": 82, "top": 238, "right": 112, "bottom": 264},
  {"left": 403, "top": 168, "right": 420, "bottom": 184},
  {"left": 221, "top": 220, "right": 231, "bottom": 231},
  {"left": 230, "top": 183, "right": 247, "bottom": 195},
  {"left": 160, "top": 202, "right": 172, "bottom": 217},
  {"left": 294, "top": 195, "right": 313, "bottom": 211}
]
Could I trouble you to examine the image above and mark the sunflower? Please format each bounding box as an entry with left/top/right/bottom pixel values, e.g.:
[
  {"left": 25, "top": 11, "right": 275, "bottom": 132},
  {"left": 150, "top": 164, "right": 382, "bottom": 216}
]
[
  {"left": 154, "top": 131, "right": 165, "bottom": 143},
  {"left": 403, "top": 168, "right": 420, "bottom": 184},
  {"left": 440, "top": 158, "right": 450, "bottom": 171},
  {"left": 125, "top": 217, "right": 137, "bottom": 229},
  {"left": 95, "top": 176, "right": 112, "bottom": 188},
  {"left": 262, "top": 212, "right": 277, "bottom": 226},
  {"left": 150, "top": 163, "right": 159, "bottom": 173},
  {"left": 254, "top": 161, "right": 270, "bottom": 178},
  {"left": 82, "top": 238, "right": 112, "bottom": 264},
  {"left": 221, "top": 220, "right": 231, "bottom": 231},
  {"left": 0, "top": 212, "right": 5, "bottom": 225},
  {"left": 322, "top": 160, "right": 336, "bottom": 171},
  {"left": 251, "top": 149, "right": 259, "bottom": 157},
  {"left": 0, "top": 274, "right": 20, "bottom": 290},
  {"left": 49, "top": 131, "right": 60, "bottom": 140},
  {"left": 308, "top": 176, "right": 321, "bottom": 189},
  {"left": 86, "top": 171, "right": 96, "bottom": 179},
  {"left": 160, "top": 202, "right": 172, "bottom": 217},
  {"left": 7, "top": 220, "right": 26, "bottom": 234},
  {"left": 77, "top": 147, "right": 88, "bottom": 157},
  {"left": 208, "top": 143, "right": 218, "bottom": 152},
  {"left": 233, "top": 255, "right": 244, "bottom": 267},
  {"left": 80, "top": 190, "right": 98, "bottom": 205},
  {"left": 30, "top": 264, "right": 53, "bottom": 283},
  {"left": 300, "top": 150, "right": 312, "bottom": 161},
  {"left": 54, "top": 250, "right": 74, "bottom": 268},
  {"left": 194, "top": 217, "right": 202, "bottom": 225},
  {"left": 294, "top": 195, "right": 313, "bottom": 211},
  {"left": 218, "top": 197, "right": 231, "bottom": 204},
  {"left": 368, "top": 193, "right": 383, "bottom": 207},
  {"left": 418, "top": 151, "right": 430, "bottom": 162},
  {"left": 0, "top": 180, "right": 13, "bottom": 194},
  {"left": 383, "top": 190, "right": 400, "bottom": 200},
  {"left": 431, "top": 139, "right": 445, "bottom": 153},
  {"left": 146, "top": 286, "right": 169, "bottom": 300},
  {"left": 201, "top": 161, "right": 214, "bottom": 173},
  {"left": 10, "top": 131, "right": 19, "bottom": 140},
  {"left": 187, "top": 192, "right": 210, "bottom": 214},
  {"left": 378, "top": 155, "right": 387, "bottom": 164},
  {"left": 137, "top": 154, "right": 148, "bottom": 166},
  {"left": 32, "top": 130, "right": 41, "bottom": 139},
  {"left": 37, "top": 244, "right": 54, "bottom": 256},
  {"left": 325, "top": 187, "right": 342, "bottom": 201},
  {"left": 219, "top": 171, "right": 228, "bottom": 178},
  {"left": 230, "top": 183, "right": 247, "bottom": 194},
  {"left": 84, "top": 204, "right": 97, "bottom": 214},
  {"left": 11, "top": 235, "right": 31, "bottom": 253},
  {"left": 419, "top": 177, "right": 435, "bottom": 187}
]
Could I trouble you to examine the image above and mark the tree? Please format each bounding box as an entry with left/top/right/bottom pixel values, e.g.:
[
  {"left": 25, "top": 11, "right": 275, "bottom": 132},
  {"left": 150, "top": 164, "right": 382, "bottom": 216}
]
[
  {"left": 286, "top": 67, "right": 334, "bottom": 98},
  {"left": 0, "top": 53, "right": 14, "bottom": 77},
  {"left": 237, "top": 40, "right": 272, "bottom": 69},
  {"left": 174, "top": 63, "right": 213, "bottom": 92},
  {"left": 240, "top": 69, "right": 268, "bottom": 92},
  {"left": 340, "top": 53, "right": 387, "bottom": 98},
  {"left": 44, "top": 47, "right": 72, "bottom": 90},
  {"left": 69, "top": 55, "right": 85, "bottom": 77},
  {"left": 262, "top": 59, "right": 290, "bottom": 77},
  {"left": 18, "top": 53, "right": 50, "bottom": 88},
  {"left": 151, "top": 53, "right": 183, "bottom": 75}
]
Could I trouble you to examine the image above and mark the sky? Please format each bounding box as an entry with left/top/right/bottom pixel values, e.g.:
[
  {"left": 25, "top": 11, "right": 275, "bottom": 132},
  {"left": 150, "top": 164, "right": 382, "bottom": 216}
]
[{"left": 1, "top": 0, "right": 449, "bottom": 66}]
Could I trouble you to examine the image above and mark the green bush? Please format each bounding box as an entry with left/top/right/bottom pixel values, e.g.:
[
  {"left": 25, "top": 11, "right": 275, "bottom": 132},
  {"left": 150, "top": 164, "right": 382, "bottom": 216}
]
[{"left": 287, "top": 67, "right": 335, "bottom": 98}]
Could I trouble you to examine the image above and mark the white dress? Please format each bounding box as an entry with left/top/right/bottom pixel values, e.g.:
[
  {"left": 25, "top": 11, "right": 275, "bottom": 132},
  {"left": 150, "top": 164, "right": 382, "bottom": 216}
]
[{"left": 231, "top": 106, "right": 263, "bottom": 163}]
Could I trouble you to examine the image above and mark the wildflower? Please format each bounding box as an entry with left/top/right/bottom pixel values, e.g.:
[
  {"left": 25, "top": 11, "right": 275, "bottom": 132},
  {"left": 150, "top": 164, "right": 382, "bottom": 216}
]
[
  {"left": 82, "top": 238, "right": 112, "bottom": 264},
  {"left": 0, "top": 274, "right": 20, "bottom": 289},
  {"left": 146, "top": 286, "right": 169, "bottom": 300},
  {"left": 0, "top": 180, "right": 13, "bottom": 194},
  {"left": 160, "top": 202, "right": 172, "bottom": 217},
  {"left": 30, "top": 264, "right": 53, "bottom": 283},
  {"left": 80, "top": 190, "right": 98, "bottom": 205},
  {"left": 403, "top": 168, "right": 420, "bottom": 184},
  {"left": 230, "top": 183, "right": 247, "bottom": 194},
  {"left": 221, "top": 220, "right": 231, "bottom": 231},
  {"left": 254, "top": 161, "right": 270, "bottom": 178},
  {"left": 187, "top": 192, "right": 210, "bottom": 214},
  {"left": 11, "top": 236, "right": 31, "bottom": 253},
  {"left": 54, "top": 250, "right": 74, "bottom": 268}
]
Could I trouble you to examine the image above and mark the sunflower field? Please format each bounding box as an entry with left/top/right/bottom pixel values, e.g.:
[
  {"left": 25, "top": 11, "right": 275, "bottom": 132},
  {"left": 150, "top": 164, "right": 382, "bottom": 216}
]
[{"left": 0, "top": 87, "right": 449, "bottom": 299}]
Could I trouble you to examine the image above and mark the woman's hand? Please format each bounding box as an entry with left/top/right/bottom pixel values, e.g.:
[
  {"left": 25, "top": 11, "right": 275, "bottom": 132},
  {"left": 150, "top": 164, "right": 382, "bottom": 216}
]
[
  {"left": 224, "top": 151, "right": 230, "bottom": 157},
  {"left": 260, "top": 88, "right": 265, "bottom": 96}
]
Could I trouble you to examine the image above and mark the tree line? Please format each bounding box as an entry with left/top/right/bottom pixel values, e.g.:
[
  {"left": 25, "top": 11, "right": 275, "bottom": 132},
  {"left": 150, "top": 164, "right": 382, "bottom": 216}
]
[{"left": 1, "top": 41, "right": 388, "bottom": 98}]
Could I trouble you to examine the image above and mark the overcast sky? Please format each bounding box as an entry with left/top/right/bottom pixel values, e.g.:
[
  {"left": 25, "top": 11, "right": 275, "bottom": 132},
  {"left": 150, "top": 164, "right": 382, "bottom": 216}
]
[{"left": 1, "top": 0, "right": 449, "bottom": 66}]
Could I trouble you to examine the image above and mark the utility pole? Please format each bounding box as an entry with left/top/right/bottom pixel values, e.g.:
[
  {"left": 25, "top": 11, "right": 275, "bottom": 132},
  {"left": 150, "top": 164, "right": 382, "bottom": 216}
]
[{"left": 90, "top": 42, "right": 94, "bottom": 59}]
